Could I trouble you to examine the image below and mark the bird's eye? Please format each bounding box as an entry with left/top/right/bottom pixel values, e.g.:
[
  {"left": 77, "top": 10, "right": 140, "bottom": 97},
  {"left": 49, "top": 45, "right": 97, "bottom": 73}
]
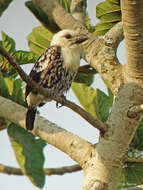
[{"left": 65, "top": 34, "right": 72, "bottom": 39}]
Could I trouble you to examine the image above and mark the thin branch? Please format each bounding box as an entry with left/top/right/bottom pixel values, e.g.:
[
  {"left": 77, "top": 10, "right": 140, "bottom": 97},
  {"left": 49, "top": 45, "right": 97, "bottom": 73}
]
[
  {"left": 0, "top": 119, "right": 7, "bottom": 131},
  {"left": 0, "top": 163, "right": 81, "bottom": 176},
  {"left": 70, "top": 0, "right": 87, "bottom": 25},
  {"left": 0, "top": 46, "right": 107, "bottom": 133},
  {"left": 65, "top": 100, "right": 107, "bottom": 132}
]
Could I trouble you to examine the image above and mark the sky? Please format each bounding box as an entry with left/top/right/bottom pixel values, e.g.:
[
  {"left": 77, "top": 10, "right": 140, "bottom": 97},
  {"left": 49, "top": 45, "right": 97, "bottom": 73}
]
[{"left": 0, "top": 0, "right": 125, "bottom": 190}]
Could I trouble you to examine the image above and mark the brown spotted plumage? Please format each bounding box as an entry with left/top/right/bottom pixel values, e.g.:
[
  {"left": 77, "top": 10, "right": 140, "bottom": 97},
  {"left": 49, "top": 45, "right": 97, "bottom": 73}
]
[{"left": 25, "top": 29, "right": 87, "bottom": 130}]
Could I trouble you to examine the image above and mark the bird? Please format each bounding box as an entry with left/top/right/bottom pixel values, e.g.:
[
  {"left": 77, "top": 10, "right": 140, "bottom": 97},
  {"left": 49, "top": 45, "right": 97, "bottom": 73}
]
[{"left": 25, "top": 29, "right": 88, "bottom": 130}]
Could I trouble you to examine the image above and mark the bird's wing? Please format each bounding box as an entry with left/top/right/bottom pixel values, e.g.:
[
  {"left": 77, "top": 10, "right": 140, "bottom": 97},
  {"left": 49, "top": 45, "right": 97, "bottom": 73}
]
[{"left": 25, "top": 45, "right": 62, "bottom": 99}]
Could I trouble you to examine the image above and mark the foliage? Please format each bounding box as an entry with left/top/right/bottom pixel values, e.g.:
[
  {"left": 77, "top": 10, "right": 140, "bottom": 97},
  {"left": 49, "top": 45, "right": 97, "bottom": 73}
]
[
  {"left": 72, "top": 83, "right": 113, "bottom": 122},
  {"left": 0, "top": 0, "right": 13, "bottom": 17},
  {"left": 0, "top": 31, "right": 38, "bottom": 77},
  {"left": 8, "top": 124, "right": 46, "bottom": 188},
  {"left": 27, "top": 26, "right": 53, "bottom": 56},
  {"left": 94, "top": 0, "right": 121, "bottom": 36},
  {"left": 120, "top": 162, "right": 143, "bottom": 189}
]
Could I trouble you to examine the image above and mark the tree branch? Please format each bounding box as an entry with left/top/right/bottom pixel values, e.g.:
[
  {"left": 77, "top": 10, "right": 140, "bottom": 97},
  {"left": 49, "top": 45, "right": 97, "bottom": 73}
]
[
  {"left": 70, "top": 0, "right": 87, "bottom": 25},
  {"left": 0, "top": 95, "right": 94, "bottom": 165},
  {"left": 0, "top": 119, "right": 7, "bottom": 131},
  {"left": 0, "top": 45, "right": 107, "bottom": 133},
  {"left": 121, "top": 0, "right": 143, "bottom": 87},
  {"left": 0, "top": 163, "right": 81, "bottom": 176},
  {"left": 105, "top": 22, "right": 124, "bottom": 50}
]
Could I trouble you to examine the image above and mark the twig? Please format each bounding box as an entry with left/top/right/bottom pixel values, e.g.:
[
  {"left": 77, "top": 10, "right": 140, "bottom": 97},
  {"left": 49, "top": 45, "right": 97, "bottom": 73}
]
[
  {"left": 0, "top": 119, "right": 7, "bottom": 131},
  {"left": 64, "top": 100, "right": 107, "bottom": 132},
  {"left": 0, "top": 46, "right": 107, "bottom": 132},
  {"left": 0, "top": 163, "right": 81, "bottom": 176}
]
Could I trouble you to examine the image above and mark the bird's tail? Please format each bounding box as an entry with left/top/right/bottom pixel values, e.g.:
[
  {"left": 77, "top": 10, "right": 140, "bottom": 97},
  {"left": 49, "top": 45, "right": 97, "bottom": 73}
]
[{"left": 26, "top": 107, "right": 37, "bottom": 130}]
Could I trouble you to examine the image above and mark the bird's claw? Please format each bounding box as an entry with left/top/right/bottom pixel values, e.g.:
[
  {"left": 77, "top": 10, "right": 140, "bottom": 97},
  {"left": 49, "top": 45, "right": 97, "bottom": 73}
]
[{"left": 56, "top": 95, "right": 66, "bottom": 109}]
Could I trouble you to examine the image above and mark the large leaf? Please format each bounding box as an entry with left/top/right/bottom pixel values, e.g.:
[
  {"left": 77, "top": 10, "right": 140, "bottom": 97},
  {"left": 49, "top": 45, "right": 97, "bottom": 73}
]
[
  {"left": 25, "top": 1, "right": 59, "bottom": 33},
  {"left": 4, "top": 76, "right": 14, "bottom": 95},
  {"left": 27, "top": 25, "right": 53, "bottom": 56},
  {"left": 1, "top": 31, "right": 15, "bottom": 53},
  {"left": 0, "top": 71, "right": 10, "bottom": 98},
  {"left": 0, "top": 31, "right": 15, "bottom": 73},
  {"left": 13, "top": 50, "right": 38, "bottom": 65},
  {"left": 72, "top": 83, "right": 113, "bottom": 122},
  {"left": 0, "top": 0, "right": 13, "bottom": 17},
  {"left": 7, "top": 124, "right": 46, "bottom": 188},
  {"left": 94, "top": 0, "right": 121, "bottom": 36},
  {"left": 11, "top": 78, "right": 25, "bottom": 106},
  {"left": 119, "top": 163, "right": 143, "bottom": 189},
  {"left": 0, "top": 32, "right": 38, "bottom": 78},
  {"left": 118, "top": 119, "right": 143, "bottom": 188},
  {"left": 129, "top": 118, "right": 143, "bottom": 151},
  {"left": 74, "top": 66, "right": 97, "bottom": 86}
]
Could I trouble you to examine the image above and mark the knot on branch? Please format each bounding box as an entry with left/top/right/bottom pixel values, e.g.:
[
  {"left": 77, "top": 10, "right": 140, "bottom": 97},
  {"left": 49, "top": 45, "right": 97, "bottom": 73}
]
[{"left": 127, "top": 104, "right": 143, "bottom": 118}]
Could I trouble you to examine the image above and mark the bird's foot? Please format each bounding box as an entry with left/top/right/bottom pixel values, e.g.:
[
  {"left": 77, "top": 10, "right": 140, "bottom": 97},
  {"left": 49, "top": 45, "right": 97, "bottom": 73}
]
[{"left": 56, "top": 95, "right": 66, "bottom": 109}]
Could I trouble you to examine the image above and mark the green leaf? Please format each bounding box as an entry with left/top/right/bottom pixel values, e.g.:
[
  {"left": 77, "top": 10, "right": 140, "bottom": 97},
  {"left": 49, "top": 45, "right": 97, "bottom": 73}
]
[
  {"left": 94, "top": 0, "right": 121, "bottom": 36},
  {"left": 74, "top": 66, "right": 97, "bottom": 86},
  {"left": 27, "top": 25, "right": 53, "bottom": 56},
  {"left": 25, "top": 1, "right": 59, "bottom": 33},
  {"left": 4, "top": 76, "right": 14, "bottom": 95},
  {"left": 72, "top": 84, "right": 113, "bottom": 121},
  {"left": 94, "top": 22, "right": 116, "bottom": 36},
  {"left": 11, "top": 78, "right": 25, "bottom": 106},
  {"left": 130, "top": 119, "right": 143, "bottom": 150},
  {"left": 7, "top": 124, "right": 46, "bottom": 188},
  {"left": 0, "top": 32, "right": 37, "bottom": 75},
  {"left": 1, "top": 31, "right": 16, "bottom": 53},
  {"left": 0, "top": 32, "right": 16, "bottom": 73},
  {"left": 0, "top": 0, "right": 13, "bottom": 17},
  {"left": 0, "top": 71, "right": 10, "bottom": 98},
  {"left": 119, "top": 163, "right": 143, "bottom": 189},
  {"left": 119, "top": 117, "right": 143, "bottom": 188},
  {"left": 13, "top": 50, "right": 38, "bottom": 65}
]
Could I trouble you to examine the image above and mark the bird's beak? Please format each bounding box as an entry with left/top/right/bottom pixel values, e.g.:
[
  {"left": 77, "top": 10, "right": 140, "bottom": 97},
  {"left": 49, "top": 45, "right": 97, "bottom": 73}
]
[{"left": 70, "top": 34, "right": 88, "bottom": 45}]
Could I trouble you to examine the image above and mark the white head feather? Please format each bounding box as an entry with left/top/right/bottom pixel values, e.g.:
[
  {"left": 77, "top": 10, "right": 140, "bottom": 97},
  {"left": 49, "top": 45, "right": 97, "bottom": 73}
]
[{"left": 50, "top": 30, "right": 87, "bottom": 71}]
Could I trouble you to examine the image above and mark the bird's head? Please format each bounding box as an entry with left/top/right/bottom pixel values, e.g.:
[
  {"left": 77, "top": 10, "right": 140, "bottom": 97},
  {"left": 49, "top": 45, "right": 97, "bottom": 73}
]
[{"left": 50, "top": 29, "right": 88, "bottom": 49}]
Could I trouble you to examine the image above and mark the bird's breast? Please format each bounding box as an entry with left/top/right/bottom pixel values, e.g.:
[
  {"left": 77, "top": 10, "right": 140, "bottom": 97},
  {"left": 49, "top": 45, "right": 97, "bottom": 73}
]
[{"left": 61, "top": 47, "right": 80, "bottom": 71}]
